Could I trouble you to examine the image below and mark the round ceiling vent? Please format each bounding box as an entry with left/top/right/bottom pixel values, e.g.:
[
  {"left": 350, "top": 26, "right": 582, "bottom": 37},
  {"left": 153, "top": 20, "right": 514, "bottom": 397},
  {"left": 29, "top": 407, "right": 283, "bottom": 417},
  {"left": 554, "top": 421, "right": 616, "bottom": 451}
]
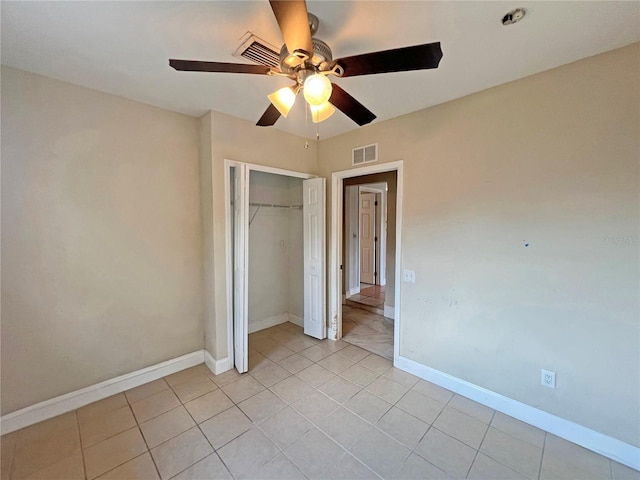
[{"left": 502, "top": 8, "right": 526, "bottom": 26}]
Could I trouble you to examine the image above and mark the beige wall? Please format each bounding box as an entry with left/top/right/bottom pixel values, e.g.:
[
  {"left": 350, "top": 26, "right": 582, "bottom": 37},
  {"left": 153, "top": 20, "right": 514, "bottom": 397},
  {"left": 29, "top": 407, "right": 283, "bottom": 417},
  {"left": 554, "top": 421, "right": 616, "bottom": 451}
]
[
  {"left": 1, "top": 67, "right": 204, "bottom": 414},
  {"left": 200, "top": 111, "right": 318, "bottom": 360},
  {"left": 199, "top": 113, "right": 215, "bottom": 358},
  {"left": 318, "top": 44, "right": 640, "bottom": 446}
]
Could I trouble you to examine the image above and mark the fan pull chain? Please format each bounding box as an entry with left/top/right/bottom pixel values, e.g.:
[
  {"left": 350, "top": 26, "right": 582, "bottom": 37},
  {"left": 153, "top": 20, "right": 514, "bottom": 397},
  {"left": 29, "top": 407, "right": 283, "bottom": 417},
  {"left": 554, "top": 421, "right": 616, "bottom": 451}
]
[{"left": 303, "top": 101, "right": 310, "bottom": 149}]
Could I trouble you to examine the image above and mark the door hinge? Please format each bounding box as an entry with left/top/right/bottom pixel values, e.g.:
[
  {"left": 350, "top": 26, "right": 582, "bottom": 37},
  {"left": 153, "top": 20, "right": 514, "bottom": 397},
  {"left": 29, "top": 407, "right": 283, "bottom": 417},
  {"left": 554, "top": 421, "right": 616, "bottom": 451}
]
[
  {"left": 375, "top": 200, "right": 378, "bottom": 206},
  {"left": 340, "top": 264, "right": 343, "bottom": 270},
  {"left": 374, "top": 236, "right": 378, "bottom": 242}
]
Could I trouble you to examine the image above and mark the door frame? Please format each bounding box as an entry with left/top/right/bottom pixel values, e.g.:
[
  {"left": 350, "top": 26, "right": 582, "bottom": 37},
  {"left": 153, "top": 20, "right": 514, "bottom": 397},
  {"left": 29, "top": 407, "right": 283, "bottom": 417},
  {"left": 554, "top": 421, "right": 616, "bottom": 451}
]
[
  {"left": 223, "top": 159, "right": 316, "bottom": 370},
  {"left": 328, "top": 160, "right": 403, "bottom": 363}
]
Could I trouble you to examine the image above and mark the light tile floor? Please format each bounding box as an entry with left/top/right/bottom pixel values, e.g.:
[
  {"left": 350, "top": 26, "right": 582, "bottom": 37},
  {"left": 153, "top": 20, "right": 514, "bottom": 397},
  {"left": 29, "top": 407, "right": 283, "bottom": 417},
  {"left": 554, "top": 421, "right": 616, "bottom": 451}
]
[
  {"left": 2, "top": 322, "right": 637, "bottom": 480},
  {"left": 342, "top": 305, "right": 394, "bottom": 360},
  {"left": 346, "top": 284, "right": 386, "bottom": 316}
]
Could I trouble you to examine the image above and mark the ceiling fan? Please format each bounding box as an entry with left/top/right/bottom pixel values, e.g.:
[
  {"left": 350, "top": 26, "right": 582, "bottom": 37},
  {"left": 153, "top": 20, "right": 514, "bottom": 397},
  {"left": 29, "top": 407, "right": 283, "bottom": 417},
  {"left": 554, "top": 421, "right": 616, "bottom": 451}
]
[{"left": 169, "top": 0, "right": 443, "bottom": 128}]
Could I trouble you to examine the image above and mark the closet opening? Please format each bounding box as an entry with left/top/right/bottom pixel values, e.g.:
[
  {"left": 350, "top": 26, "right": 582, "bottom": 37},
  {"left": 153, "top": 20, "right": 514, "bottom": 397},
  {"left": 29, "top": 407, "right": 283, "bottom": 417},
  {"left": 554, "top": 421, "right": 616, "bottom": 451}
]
[{"left": 225, "top": 161, "right": 325, "bottom": 374}]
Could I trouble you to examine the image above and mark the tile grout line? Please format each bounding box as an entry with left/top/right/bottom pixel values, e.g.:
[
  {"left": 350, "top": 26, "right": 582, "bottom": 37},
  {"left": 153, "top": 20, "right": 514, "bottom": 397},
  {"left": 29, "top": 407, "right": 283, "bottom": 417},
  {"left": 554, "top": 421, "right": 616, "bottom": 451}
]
[
  {"left": 406, "top": 388, "right": 459, "bottom": 474},
  {"left": 294, "top": 370, "right": 424, "bottom": 478},
  {"left": 152, "top": 371, "right": 230, "bottom": 479},
  {"left": 274, "top": 390, "right": 383, "bottom": 480},
  {"left": 179, "top": 378, "right": 247, "bottom": 479},
  {"left": 84, "top": 427, "right": 148, "bottom": 480},
  {"left": 125, "top": 389, "right": 162, "bottom": 480},
  {"left": 137, "top": 425, "right": 163, "bottom": 480},
  {"left": 537, "top": 432, "right": 547, "bottom": 480},
  {"left": 479, "top": 424, "right": 547, "bottom": 480},
  {"left": 7, "top": 427, "right": 19, "bottom": 480},
  {"left": 464, "top": 408, "right": 496, "bottom": 479},
  {"left": 203, "top": 367, "right": 290, "bottom": 479},
  {"left": 75, "top": 410, "right": 89, "bottom": 480},
  {"left": 609, "top": 457, "right": 614, "bottom": 480}
]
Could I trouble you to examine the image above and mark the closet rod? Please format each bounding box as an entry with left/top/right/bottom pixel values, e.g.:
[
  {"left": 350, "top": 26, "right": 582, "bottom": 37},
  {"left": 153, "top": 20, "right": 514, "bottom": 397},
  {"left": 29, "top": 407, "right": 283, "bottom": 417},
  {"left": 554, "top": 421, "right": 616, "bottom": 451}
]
[
  {"left": 249, "top": 202, "right": 302, "bottom": 209},
  {"left": 229, "top": 201, "right": 303, "bottom": 209},
  {"left": 231, "top": 202, "right": 302, "bottom": 210}
]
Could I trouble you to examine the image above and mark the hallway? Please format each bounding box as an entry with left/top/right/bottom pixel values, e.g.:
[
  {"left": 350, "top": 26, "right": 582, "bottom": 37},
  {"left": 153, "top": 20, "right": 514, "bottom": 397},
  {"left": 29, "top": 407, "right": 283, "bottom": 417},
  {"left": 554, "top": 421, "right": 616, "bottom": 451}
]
[{"left": 345, "top": 284, "right": 386, "bottom": 316}]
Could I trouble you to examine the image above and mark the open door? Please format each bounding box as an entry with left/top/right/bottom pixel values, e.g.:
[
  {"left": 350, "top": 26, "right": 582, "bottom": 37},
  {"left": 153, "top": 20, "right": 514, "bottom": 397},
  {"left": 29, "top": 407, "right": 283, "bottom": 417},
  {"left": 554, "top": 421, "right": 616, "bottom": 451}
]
[
  {"left": 303, "top": 177, "right": 326, "bottom": 339},
  {"left": 233, "top": 164, "right": 249, "bottom": 373},
  {"left": 360, "top": 192, "right": 376, "bottom": 284}
]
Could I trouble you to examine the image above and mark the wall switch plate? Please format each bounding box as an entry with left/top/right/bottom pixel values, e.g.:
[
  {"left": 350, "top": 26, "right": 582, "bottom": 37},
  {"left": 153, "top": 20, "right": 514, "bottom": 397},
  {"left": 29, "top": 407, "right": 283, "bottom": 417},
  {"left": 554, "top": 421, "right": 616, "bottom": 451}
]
[
  {"left": 541, "top": 369, "right": 556, "bottom": 388},
  {"left": 402, "top": 269, "right": 416, "bottom": 283}
]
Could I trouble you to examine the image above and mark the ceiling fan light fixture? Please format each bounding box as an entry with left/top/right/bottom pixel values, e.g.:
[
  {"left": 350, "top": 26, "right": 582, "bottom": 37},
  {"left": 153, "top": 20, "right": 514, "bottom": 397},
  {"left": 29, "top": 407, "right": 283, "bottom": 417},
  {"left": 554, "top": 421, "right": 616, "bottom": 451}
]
[
  {"left": 267, "top": 85, "right": 299, "bottom": 117},
  {"left": 303, "top": 73, "right": 332, "bottom": 106},
  {"left": 309, "top": 101, "right": 335, "bottom": 123}
]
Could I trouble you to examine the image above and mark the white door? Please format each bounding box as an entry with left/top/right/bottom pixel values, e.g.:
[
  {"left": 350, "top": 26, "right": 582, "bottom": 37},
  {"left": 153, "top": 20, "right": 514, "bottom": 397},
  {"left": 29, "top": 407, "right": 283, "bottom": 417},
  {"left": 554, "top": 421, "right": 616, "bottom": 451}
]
[
  {"left": 303, "top": 177, "right": 326, "bottom": 339},
  {"left": 344, "top": 185, "right": 360, "bottom": 296},
  {"left": 359, "top": 192, "right": 375, "bottom": 284},
  {"left": 233, "top": 165, "right": 249, "bottom": 373}
]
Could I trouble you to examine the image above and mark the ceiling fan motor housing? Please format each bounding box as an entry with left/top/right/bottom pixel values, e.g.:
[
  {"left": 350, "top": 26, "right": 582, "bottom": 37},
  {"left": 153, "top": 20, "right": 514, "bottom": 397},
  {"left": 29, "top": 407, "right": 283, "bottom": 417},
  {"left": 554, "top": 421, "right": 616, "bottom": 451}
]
[{"left": 279, "top": 38, "right": 333, "bottom": 75}]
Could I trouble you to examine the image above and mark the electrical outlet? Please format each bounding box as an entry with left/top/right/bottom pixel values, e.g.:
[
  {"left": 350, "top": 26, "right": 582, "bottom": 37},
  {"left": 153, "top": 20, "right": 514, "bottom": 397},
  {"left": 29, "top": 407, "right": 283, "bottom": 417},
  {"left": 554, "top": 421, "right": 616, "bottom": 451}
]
[
  {"left": 541, "top": 369, "right": 556, "bottom": 388},
  {"left": 402, "top": 269, "right": 416, "bottom": 283}
]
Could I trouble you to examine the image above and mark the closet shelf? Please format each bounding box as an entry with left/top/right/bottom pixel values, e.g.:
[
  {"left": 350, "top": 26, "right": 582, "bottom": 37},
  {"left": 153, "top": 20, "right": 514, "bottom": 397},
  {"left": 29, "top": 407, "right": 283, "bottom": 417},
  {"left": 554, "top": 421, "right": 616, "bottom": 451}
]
[
  {"left": 247, "top": 202, "right": 303, "bottom": 227},
  {"left": 249, "top": 202, "right": 303, "bottom": 209},
  {"left": 230, "top": 201, "right": 302, "bottom": 209}
]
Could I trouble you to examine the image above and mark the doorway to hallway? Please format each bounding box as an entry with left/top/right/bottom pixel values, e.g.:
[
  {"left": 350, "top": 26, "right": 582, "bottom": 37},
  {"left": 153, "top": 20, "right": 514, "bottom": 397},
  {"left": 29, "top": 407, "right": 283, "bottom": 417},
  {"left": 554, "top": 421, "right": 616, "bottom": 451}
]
[{"left": 329, "top": 160, "right": 403, "bottom": 364}]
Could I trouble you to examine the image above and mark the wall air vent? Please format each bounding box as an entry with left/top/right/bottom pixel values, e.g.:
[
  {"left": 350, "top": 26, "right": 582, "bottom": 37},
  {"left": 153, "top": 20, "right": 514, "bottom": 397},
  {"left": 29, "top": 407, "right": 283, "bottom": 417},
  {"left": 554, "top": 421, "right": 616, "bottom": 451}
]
[
  {"left": 352, "top": 143, "right": 378, "bottom": 166},
  {"left": 234, "top": 32, "right": 280, "bottom": 68}
]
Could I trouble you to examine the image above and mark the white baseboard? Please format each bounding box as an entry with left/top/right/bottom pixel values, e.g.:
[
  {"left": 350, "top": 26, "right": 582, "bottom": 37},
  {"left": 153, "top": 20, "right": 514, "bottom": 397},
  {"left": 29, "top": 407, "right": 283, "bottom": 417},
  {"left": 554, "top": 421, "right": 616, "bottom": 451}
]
[
  {"left": 1, "top": 350, "right": 208, "bottom": 435},
  {"left": 288, "top": 314, "right": 304, "bottom": 328},
  {"left": 384, "top": 304, "right": 395, "bottom": 319},
  {"left": 204, "top": 350, "right": 231, "bottom": 375},
  {"left": 248, "top": 313, "right": 289, "bottom": 334},
  {"left": 395, "top": 355, "right": 640, "bottom": 471}
]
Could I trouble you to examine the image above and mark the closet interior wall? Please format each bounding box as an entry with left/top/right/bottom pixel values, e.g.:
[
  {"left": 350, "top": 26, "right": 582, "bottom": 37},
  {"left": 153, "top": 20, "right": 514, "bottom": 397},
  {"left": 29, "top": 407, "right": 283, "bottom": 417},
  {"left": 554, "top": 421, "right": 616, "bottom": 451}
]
[{"left": 248, "top": 171, "right": 303, "bottom": 332}]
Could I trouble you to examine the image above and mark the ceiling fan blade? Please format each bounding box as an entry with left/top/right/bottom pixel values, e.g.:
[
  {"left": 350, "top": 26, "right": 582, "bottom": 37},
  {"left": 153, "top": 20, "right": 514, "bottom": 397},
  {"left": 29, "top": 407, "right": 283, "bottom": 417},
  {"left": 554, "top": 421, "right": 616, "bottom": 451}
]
[
  {"left": 169, "top": 59, "right": 272, "bottom": 75},
  {"left": 269, "top": 0, "right": 313, "bottom": 57},
  {"left": 256, "top": 103, "right": 282, "bottom": 127},
  {"left": 335, "top": 42, "right": 443, "bottom": 78},
  {"left": 328, "top": 83, "right": 376, "bottom": 126}
]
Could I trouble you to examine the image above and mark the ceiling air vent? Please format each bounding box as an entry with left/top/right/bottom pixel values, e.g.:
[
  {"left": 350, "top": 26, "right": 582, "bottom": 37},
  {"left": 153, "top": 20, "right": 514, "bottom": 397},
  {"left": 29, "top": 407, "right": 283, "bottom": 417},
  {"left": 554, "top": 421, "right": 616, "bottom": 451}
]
[
  {"left": 352, "top": 143, "right": 378, "bottom": 166},
  {"left": 234, "top": 32, "right": 280, "bottom": 68}
]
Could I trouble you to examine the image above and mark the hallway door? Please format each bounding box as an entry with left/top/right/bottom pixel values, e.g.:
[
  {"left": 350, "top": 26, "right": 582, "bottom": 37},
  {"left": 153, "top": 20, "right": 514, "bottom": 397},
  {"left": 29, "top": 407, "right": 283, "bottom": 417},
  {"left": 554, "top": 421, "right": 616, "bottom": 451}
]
[{"left": 359, "top": 192, "right": 375, "bottom": 284}]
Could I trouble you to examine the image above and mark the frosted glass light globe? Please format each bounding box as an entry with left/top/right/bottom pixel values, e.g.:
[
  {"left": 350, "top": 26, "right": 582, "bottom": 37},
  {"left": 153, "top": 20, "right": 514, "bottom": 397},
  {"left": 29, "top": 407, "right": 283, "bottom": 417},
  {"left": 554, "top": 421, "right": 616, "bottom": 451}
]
[
  {"left": 303, "top": 74, "right": 332, "bottom": 106},
  {"left": 309, "top": 102, "right": 335, "bottom": 123},
  {"left": 268, "top": 86, "right": 297, "bottom": 117}
]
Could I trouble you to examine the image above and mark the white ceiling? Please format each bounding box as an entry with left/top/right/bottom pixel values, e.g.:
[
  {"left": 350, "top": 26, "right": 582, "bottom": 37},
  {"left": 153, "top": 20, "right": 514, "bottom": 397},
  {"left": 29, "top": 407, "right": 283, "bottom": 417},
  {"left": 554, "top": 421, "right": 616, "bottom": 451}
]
[{"left": 2, "top": 1, "right": 639, "bottom": 139}]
